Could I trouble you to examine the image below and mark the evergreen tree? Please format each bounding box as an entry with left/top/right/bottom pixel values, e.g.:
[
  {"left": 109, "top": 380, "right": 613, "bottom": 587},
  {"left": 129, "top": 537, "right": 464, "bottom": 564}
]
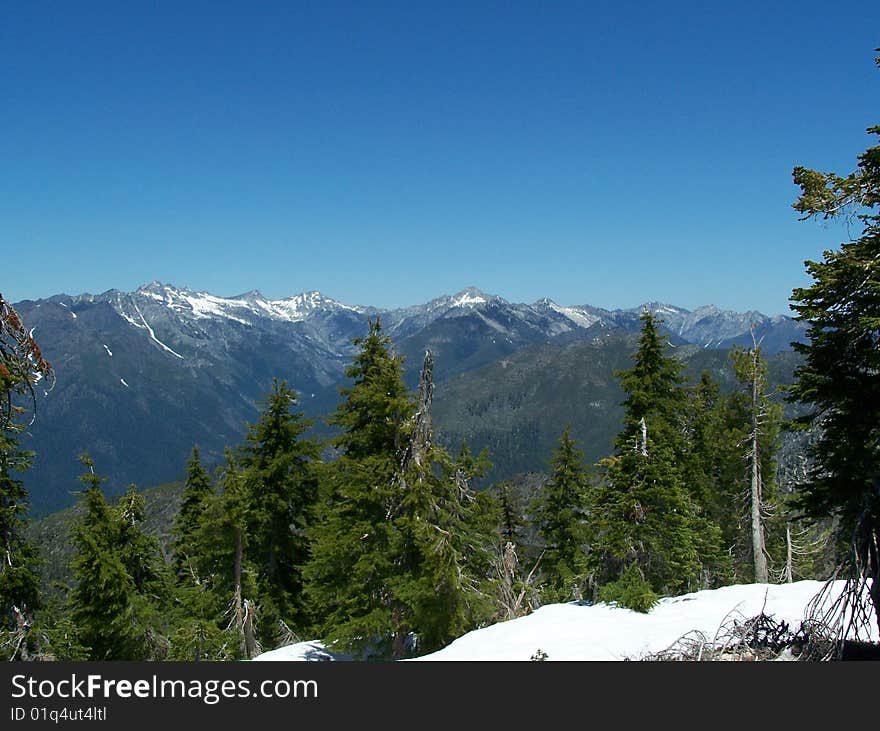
[
  {"left": 239, "top": 379, "right": 320, "bottom": 645},
  {"left": 590, "top": 313, "right": 713, "bottom": 598},
  {"left": 172, "top": 446, "right": 214, "bottom": 583},
  {"left": 531, "top": 426, "right": 590, "bottom": 601},
  {"left": 68, "top": 456, "right": 140, "bottom": 660},
  {"left": 789, "top": 60, "right": 880, "bottom": 630},
  {"left": 592, "top": 444, "right": 702, "bottom": 597},
  {"left": 304, "top": 320, "right": 416, "bottom": 658},
  {"left": 391, "top": 440, "right": 494, "bottom": 656},
  {"left": 305, "top": 328, "right": 495, "bottom": 658},
  {"left": 680, "top": 371, "right": 722, "bottom": 510},
  {"left": 616, "top": 312, "right": 687, "bottom": 454},
  {"left": 68, "top": 456, "right": 169, "bottom": 660},
  {"left": 191, "top": 450, "right": 260, "bottom": 659},
  {"left": 0, "top": 294, "right": 52, "bottom": 659},
  {"left": 495, "top": 480, "right": 526, "bottom": 547},
  {"left": 730, "top": 344, "right": 783, "bottom": 583},
  {"left": 0, "top": 432, "right": 42, "bottom": 650}
]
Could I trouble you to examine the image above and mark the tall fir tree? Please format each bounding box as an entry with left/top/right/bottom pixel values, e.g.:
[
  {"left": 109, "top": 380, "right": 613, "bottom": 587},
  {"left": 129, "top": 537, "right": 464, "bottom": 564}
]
[
  {"left": 788, "top": 56, "right": 880, "bottom": 631},
  {"left": 590, "top": 313, "right": 717, "bottom": 599},
  {"left": 68, "top": 456, "right": 170, "bottom": 660},
  {"left": 68, "top": 456, "right": 140, "bottom": 660},
  {"left": 305, "top": 327, "right": 495, "bottom": 658},
  {"left": 304, "top": 320, "right": 415, "bottom": 658},
  {"left": 495, "top": 480, "right": 526, "bottom": 548},
  {"left": 730, "top": 344, "right": 783, "bottom": 583},
  {"left": 191, "top": 450, "right": 261, "bottom": 659},
  {"left": 0, "top": 294, "right": 52, "bottom": 659},
  {"left": 239, "top": 379, "right": 320, "bottom": 644},
  {"left": 0, "top": 429, "right": 42, "bottom": 657},
  {"left": 172, "top": 446, "right": 214, "bottom": 583},
  {"left": 616, "top": 312, "right": 687, "bottom": 455},
  {"left": 530, "top": 426, "right": 590, "bottom": 601}
]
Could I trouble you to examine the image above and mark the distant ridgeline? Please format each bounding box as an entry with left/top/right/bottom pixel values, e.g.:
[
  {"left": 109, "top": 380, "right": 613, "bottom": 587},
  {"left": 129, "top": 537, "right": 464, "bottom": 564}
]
[{"left": 14, "top": 283, "right": 805, "bottom": 514}]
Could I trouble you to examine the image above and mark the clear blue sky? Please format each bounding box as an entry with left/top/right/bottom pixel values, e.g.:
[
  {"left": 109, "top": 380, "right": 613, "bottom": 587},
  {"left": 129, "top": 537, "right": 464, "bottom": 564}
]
[{"left": 2, "top": 1, "right": 877, "bottom": 314}]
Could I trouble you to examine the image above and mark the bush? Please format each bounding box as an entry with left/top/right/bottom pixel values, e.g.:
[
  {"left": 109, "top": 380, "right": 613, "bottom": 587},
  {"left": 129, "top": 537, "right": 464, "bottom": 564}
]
[{"left": 597, "top": 564, "right": 659, "bottom": 613}]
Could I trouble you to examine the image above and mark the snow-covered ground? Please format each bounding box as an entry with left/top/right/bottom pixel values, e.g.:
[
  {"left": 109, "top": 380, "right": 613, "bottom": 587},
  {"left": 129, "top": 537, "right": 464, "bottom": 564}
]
[{"left": 252, "top": 580, "right": 878, "bottom": 661}]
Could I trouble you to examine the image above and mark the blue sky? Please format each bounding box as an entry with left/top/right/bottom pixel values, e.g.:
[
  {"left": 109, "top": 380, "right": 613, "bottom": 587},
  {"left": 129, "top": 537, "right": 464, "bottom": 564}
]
[{"left": 2, "top": 1, "right": 877, "bottom": 314}]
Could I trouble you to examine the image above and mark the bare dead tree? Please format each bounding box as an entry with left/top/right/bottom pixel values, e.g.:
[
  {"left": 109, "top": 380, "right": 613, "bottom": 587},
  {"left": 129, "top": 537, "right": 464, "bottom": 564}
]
[
  {"left": 0, "top": 293, "right": 54, "bottom": 431},
  {"left": 492, "top": 541, "right": 544, "bottom": 621},
  {"left": 400, "top": 349, "right": 434, "bottom": 478}
]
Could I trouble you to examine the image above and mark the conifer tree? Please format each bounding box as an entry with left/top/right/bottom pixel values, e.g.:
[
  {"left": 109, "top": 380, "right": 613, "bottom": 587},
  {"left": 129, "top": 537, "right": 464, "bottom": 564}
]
[
  {"left": 192, "top": 450, "right": 260, "bottom": 659},
  {"left": 616, "top": 312, "right": 687, "bottom": 454},
  {"left": 0, "top": 294, "right": 52, "bottom": 659},
  {"left": 681, "top": 371, "right": 722, "bottom": 510},
  {"left": 495, "top": 480, "right": 526, "bottom": 547},
  {"left": 172, "top": 446, "right": 213, "bottom": 583},
  {"left": 304, "top": 320, "right": 415, "bottom": 658},
  {"left": 68, "top": 456, "right": 170, "bottom": 660},
  {"left": 730, "top": 344, "right": 783, "bottom": 583},
  {"left": 239, "top": 378, "right": 320, "bottom": 644},
  {"left": 531, "top": 426, "right": 590, "bottom": 601},
  {"left": 590, "top": 313, "right": 713, "bottom": 600},
  {"left": 68, "top": 456, "right": 140, "bottom": 660},
  {"left": 305, "top": 326, "right": 495, "bottom": 658},
  {"left": 0, "top": 432, "right": 42, "bottom": 655},
  {"left": 789, "top": 59, "right": 880, "bottom": 630}
]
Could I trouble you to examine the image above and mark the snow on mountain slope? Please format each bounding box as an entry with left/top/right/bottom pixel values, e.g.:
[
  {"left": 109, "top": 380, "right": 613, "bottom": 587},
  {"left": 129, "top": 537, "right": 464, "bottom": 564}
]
[{"left": 251, "top": 580, "right": 877, "bottom": 662}]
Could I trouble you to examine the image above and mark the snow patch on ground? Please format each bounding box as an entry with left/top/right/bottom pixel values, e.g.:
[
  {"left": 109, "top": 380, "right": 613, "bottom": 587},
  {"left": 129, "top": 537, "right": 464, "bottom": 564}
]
[
  {"left": 252, "top": 641, "right": 347, "bottom": 662},
  {"left": 419, "top": 581, "right": 876, "bottom": 661},
  {"left": 250, "top": 581, "right": 877, "bottom": 662}
]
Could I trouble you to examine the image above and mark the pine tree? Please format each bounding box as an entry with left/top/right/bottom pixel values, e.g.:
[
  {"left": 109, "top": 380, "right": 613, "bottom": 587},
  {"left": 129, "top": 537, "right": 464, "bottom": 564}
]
[
  {"left": 0, "top": 431, "right": 42, "bottom": 653},
  {"left": 172, "top": 446, "right": 214, "bottom": 583},
  {"left": 192, "top": 450, "right": 260, "bottom": 659},
  {"left": 239, "top": 379, "right": 320, "bottom": 645},
  {"left": 68, "top": 456, "right": 170, "bottom": 660},
  {"left": 616, "top": 312, "right": 687, "bottom": 454},
  {"left": 304, "top": 320, "right": 415, "bottom": 658},
  {"left": 531, "top": 426, "right": 590, "bottom": 601},
  {"left": 391, "top": 439, "right": 494, "bottom": 656},
  {"left": 730, "top": 344, "right": 783, "bottom": 583},
  {"left": 305, "top": 327, "right": 495, "bottom": 658},
  {"left": 68, "top": 456, "right": 140, "bottom": 660},
  {"left": 788, "top": 59, "right": 880, "bottom": 630},
  {"left": 495, "top": 480, "right": 526, "bottom": 547},
  {"left": 590, "top": 313, "right": 711, "bottom": 599},
  {"left": 0, "top": 294, "right": 52, "bottom": 659}
]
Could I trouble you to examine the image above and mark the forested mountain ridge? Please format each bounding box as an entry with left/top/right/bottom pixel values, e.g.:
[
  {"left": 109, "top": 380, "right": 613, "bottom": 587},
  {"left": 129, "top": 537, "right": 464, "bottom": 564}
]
[{"left": 14, "top": 283, "right": 805, "bottom": 513}]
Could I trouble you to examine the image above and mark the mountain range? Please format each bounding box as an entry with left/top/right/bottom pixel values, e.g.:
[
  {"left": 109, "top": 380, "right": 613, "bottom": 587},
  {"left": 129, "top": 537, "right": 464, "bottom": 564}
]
[{"left": 12, "top": 283, "right": 807, "bottom": 514}]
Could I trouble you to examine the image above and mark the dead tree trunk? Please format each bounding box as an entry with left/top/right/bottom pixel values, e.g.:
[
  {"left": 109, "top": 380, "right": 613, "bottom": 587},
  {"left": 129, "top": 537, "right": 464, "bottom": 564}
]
[
  {"left": 230, "top": 527, "right": 260, "bottom": 659},
  {"left": 749, "top": 346, "right": 769, "bottom": 584},
  {"left": 784, "top": 524, "right": 794, "bottom": 583},
  {"left": 400, "top": 349, "right": 434, "bottom": 478}
]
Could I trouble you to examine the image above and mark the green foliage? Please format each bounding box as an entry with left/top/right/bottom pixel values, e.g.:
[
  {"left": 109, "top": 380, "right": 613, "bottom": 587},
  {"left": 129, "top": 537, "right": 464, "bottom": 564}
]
[
  {"left": 615, "top": 312, "right": 687, "bottom": 454},
  {"left": 531, "top": 426, "right": 591, "bottom": 601},
  {"left": 68, "top": 455, "right": 169, "bottom": 660},
  {"left": 495, "top": 480, "right": 526, "bottom": 547},
  {"left": 189, "top": 451, "right": 258, "bottom": 653},
  {"left": 597, "top": 562, "right": 659, "bottom": 614},
  {"left": 0, "top": 435, "right": 42, "bottom": 630},
  {"left": 172, "top": 446, "right": 213, "bottom": 582},
  {"left": 305, "top": 323, "right": 496, "bottom": 658},
  {"left": 789, "top": 59, "right": 880, "bottom": 628},
  {"left": 238, "top": 379, "right": 321, "bottom": 643},
  {"left": 0, "top": 295, "right": 50, "bottom": 645},
  {"left": 590, "top": 314, "right": 716, "bottom": 596},
  {"left": 330, "top": 320, "right": 414, "bottom": 459}
]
